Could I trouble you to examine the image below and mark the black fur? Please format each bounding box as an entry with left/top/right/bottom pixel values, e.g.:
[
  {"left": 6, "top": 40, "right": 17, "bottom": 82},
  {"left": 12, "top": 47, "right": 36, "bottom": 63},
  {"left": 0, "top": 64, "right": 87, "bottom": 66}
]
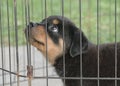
[{"left": 48, "top": 16, "right": 120, "bottom": 86}]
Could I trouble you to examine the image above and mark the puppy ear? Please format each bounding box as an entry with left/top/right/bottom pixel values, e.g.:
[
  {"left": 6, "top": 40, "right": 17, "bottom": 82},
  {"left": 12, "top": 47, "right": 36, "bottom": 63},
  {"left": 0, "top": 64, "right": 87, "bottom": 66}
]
[{"left": 70, "top": 31, "right": 88, "bottom": 57}]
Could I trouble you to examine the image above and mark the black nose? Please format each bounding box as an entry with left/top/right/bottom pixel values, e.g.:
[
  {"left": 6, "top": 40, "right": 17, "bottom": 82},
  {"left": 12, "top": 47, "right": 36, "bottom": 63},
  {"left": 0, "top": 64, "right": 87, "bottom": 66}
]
[
  {"left": 24, "top": 22, "right": 35, "bottom": 37},
  {"left": 28, "top": 22, "right": 35, "bottom": 28}
]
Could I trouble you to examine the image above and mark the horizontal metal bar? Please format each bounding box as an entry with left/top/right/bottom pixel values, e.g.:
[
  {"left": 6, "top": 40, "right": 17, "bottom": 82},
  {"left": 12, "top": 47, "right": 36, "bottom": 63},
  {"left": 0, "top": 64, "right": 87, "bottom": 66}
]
[
  {"left": 1, "top": 68, "right": 120, "bottom": 80},
  {"left": 33, "top": 77, "right": 120, "bottom": 80}
]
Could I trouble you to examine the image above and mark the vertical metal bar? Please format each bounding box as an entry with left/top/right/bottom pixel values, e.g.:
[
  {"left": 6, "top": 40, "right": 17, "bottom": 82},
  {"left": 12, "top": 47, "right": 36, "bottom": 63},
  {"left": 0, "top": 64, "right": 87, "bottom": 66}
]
[
  {"left": 61, "top": 0, "right": 66, "bottom": 85},
  {"left": 97, "top": 0, "right": 100, "bottom": 86},
  {"left": 7, "top": 0, "right": 12, "bottom": 85},
  {"left": 24, "top": 0, "right": 30, "bottom": 76},
  {"left": 24, "top": 0, "right": 33, "bottom": 83},
  {"left": 27, "top": 0, "right": 31, "bottom": 65},
  {"left": 25, "top": 0, "right": 33, "bottom": 86},
  {"left": 114, "top": 0, "right": 117, "bottom": 86},
  {"left": 30, "top": 0, "right": 35, "bottom": 78},
  {"left": 13, "top": 0, "right": 20, "bottom": 86},
  {"left": 25, "top": 0, "right": 31, "bottom": 69},
  {"left": 79, "top": 0, "right": 82, "bottom": 86},
  {"left": 27, "top": 0, "right": 31, "bottom": 66},
  {"left": 40, "top": 0, "right": 45, "bottom": 76},
  {"left": 79, "top": 0, "right": 83, "bottom": 86},
  {"left": 0, "top": 1, "right": 5, "bottom": 86},
  {"left": 44, "top": 0, "right": 49, "bottom": 86}
]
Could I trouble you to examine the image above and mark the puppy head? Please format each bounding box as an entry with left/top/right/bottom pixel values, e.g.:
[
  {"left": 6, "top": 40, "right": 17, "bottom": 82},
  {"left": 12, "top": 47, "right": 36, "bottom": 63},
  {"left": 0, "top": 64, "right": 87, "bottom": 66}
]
[{"left": 25, "top": 16, "right": 88, "bottom": 64}]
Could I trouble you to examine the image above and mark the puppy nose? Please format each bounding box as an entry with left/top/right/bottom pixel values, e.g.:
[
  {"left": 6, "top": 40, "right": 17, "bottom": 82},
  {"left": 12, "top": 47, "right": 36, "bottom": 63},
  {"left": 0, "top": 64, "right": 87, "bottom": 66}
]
[
  {"left": 28, "top": 22, "right": 35, "bottom": 28},
  {"left": 25, "top": 22, "right": 35, "bottom": 35}
]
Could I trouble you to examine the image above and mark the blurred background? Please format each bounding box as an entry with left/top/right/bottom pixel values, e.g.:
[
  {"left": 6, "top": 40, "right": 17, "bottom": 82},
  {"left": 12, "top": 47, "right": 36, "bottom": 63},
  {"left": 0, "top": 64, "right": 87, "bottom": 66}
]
[
  {"left": 0, "top": 0, "right": 120, "bottom": 46},
  {"left": 0, "top": 0, "right": 120, "bottom": 86}
]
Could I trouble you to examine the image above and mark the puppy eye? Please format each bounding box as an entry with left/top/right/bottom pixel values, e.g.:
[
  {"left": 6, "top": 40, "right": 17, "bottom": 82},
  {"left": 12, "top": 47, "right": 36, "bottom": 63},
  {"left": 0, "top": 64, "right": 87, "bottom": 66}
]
[{"left": 48, "top": 25, "right": 58, "bottom": 33}]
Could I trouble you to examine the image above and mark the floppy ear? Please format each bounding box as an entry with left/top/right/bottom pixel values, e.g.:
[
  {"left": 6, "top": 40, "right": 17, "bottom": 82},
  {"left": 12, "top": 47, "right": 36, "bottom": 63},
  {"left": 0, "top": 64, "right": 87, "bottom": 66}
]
[{"left": 70, "top": 31, "right": 88, "bottom": 57}]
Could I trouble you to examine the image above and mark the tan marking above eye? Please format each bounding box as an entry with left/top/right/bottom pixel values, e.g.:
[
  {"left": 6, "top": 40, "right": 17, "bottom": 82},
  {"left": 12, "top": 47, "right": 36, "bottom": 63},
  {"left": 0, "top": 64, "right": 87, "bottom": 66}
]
[{"left": 53, "top": 19, "right": 59, "bottom": 24}]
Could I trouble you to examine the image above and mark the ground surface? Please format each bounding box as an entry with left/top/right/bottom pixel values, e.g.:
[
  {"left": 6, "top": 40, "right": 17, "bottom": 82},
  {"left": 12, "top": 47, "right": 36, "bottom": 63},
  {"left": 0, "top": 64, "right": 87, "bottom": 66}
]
[{"left": 0, "top": 46, "right": 63, "bottom": 86}]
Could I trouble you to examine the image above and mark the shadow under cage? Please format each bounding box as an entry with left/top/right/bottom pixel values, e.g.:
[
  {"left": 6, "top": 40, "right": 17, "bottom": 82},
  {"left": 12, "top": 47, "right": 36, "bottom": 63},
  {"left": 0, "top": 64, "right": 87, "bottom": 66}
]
[{"left": 0, "top": 0, "right": 120, "bottom": 86}]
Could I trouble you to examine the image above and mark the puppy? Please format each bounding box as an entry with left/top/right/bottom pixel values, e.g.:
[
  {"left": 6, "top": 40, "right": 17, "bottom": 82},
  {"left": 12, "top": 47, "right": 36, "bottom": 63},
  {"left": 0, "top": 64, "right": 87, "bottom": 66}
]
[{"left": 25, "top": 16, "right": 120, "bottom": 86}]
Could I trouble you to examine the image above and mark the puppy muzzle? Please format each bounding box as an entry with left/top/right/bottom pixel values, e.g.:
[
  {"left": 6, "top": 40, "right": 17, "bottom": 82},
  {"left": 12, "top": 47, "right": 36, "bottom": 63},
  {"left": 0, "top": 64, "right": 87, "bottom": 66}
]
[{"left": 25, "top": 22, "right": 45, "bottom": 38}]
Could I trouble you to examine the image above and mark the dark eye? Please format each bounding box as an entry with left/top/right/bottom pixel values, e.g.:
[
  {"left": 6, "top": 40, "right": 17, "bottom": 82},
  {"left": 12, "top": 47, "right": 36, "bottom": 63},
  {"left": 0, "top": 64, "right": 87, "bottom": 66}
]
[{"left": 48, "top": 25, "right": 58, "bottom": 33}]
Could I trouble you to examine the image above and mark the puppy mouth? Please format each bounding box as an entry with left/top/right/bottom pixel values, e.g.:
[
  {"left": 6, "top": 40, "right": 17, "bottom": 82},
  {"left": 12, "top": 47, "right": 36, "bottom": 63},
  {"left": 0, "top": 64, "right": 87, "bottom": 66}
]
[{"left": 32, "top": 38, "right": 45, "bottom": 46}]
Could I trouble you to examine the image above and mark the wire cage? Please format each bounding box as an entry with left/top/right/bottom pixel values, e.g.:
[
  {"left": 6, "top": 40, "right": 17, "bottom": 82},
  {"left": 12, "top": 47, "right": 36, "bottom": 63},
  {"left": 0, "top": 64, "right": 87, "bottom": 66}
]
[{"left": 0, "top": 0, "right": 120, "bottom": 86}]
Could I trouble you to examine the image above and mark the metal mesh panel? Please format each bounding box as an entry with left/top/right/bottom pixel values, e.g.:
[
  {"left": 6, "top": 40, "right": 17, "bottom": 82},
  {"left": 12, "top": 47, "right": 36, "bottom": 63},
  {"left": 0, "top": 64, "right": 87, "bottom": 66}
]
[{"left": 0, "top": 0, "right": 120, "bottom": 86}]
